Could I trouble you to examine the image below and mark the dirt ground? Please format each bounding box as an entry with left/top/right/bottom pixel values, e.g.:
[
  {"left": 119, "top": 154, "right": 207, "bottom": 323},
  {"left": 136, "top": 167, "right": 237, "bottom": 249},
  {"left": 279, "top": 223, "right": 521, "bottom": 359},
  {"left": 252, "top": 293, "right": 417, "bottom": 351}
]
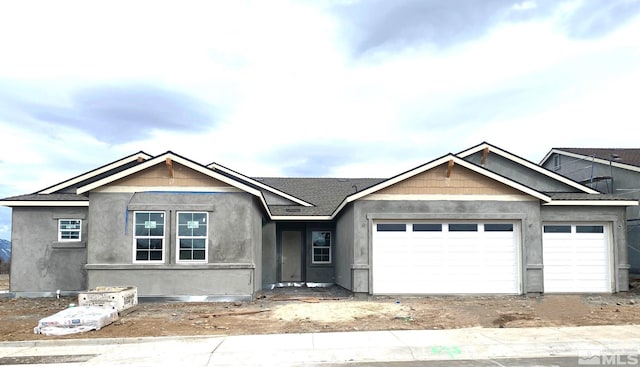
[{"left": 1, "top": 274, "right": 639, "bottom": 342}]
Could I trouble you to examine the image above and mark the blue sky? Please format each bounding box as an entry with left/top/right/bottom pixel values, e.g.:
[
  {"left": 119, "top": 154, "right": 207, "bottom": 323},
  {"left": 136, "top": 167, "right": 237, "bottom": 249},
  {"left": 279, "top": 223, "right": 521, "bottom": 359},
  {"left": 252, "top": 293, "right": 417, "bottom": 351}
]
[{"left": 1, "top": 0, "right": 640, "bottom": 240}]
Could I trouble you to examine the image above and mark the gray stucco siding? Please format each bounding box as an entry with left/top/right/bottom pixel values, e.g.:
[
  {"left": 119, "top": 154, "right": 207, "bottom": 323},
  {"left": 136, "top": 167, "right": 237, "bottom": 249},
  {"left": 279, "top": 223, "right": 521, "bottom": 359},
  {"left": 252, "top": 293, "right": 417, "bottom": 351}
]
[
  {"left": 87, "top": 266, "right": 255, "bottom": 299},
  {"left": 540, "top": 205, "right": 629, "bottom": 292},
  {"left": 85, "top": 191, "right": 263, "bottom": 298},
  {"left": 335, "top": 203, "right": 355, "bottom": 290},
  {"left": 466, "top": 152, "right": 579, "bottom": 192},
  {"left": 10, "top": 207, "right": 88, "bottom": 293},
  {"left": 351, "top": 199, "right": 544, "bottom": 294}
]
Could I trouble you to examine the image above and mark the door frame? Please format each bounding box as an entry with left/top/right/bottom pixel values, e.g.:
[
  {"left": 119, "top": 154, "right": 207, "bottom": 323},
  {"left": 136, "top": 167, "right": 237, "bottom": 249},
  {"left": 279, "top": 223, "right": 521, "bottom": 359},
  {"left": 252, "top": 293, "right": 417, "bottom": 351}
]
[{"left": 276, "top": 224, "right": 306, "bottom": 283}]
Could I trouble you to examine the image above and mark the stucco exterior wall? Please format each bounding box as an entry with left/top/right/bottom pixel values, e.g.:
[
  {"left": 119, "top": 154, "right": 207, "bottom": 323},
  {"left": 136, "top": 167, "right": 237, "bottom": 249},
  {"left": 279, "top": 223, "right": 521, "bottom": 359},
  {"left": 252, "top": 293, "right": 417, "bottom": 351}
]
[
  {"left": 542, "top": 154, "right": 640, "bottom": 274},
  {"left": 261, "top": 222, "right": 277, "bottom": 287},
  {"left": 305, "top": 223, "right": 335, "bottom": 283},
  {"left": 350, "top": 199, "right": 544, "bottom": 294},
  {"left": 540, "top": 205, "right": 629, "bottom": 292},
  {"left": 10, "top": 207, "right": 88, "bottom": 294},
  {"left": 85, "top": 191, "right": 263, "bottom": 298},
  {"left": 335, "top": 203, "right": 355, "bottom": 290}
]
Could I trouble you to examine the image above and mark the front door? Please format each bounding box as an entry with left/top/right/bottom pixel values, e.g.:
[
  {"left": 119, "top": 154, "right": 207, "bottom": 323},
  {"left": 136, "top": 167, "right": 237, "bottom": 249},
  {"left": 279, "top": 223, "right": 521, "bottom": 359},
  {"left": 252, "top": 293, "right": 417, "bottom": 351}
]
[{"left": 281, "top": 230, "right": 303, "bottom": 282}]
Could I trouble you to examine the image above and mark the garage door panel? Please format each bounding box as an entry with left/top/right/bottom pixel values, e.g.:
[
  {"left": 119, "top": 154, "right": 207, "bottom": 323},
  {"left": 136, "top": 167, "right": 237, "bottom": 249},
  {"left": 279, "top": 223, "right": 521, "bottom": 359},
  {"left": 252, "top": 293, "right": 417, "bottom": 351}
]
[
  {"left": 373, "top": 221, "right": 520, "bottom": 294},
  {"left": 543, "top": 223, "right": 611, "bottom": 293}
]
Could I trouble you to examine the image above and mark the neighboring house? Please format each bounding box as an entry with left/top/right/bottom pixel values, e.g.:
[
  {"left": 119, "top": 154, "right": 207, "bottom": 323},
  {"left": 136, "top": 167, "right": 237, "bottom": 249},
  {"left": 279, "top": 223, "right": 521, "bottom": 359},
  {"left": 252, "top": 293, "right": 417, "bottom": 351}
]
[
  {"left": 1, "top": 142, "right": 637, "bottom": 299},
  {"left": 541, "top": 148, "right": 640, "bottom": 274}
]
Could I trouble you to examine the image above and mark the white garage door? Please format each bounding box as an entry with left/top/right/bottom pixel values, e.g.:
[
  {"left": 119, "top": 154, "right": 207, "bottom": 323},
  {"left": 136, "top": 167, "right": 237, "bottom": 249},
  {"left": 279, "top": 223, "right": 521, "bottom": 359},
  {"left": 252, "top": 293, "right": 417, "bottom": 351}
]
[
  {"left": 543, "top": 224, "right": 611, "bottom": 293},
  {"left": 372, "top": 222, "right": 521, "bottom": 294}
]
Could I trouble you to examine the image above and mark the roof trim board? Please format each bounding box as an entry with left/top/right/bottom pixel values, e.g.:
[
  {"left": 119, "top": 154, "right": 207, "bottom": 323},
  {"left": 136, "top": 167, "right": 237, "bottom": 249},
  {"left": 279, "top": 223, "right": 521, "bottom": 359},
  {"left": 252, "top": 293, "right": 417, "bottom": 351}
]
[
  {"left": 1, "top": 201, "right": 90, "bottom": 207},
  {"left": 208, "top": 162, "right": 313, "bottom": 207},
  {"left": 458, "top": 142, "right": 600, "bottom": 194},
  {"left": 39, "top": 151, "right": 153, "bottom": 194},
  {"left": 543, "top": 200, "right": 638, "bottom": 206},
  {"left": 540, "top": 149, "right": 640, "bottom": 174}
]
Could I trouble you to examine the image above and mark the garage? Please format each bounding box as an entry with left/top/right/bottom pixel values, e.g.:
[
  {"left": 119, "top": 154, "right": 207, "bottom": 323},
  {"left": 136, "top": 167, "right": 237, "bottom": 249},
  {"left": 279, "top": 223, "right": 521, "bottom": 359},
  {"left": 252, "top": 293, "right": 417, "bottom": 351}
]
[
  {"left": 371, "top": 221, "right": 521, "bottom": 294},
  {"left": 543, "top": 224, "right": 611, "bottom": 293}
]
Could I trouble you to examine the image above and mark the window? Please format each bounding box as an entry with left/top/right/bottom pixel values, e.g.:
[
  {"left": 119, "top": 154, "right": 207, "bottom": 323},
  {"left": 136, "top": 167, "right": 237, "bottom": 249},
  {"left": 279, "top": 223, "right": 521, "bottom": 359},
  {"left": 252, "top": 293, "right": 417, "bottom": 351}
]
[
  {"left": 553, "top": 155, "right": 561, "bottom": 170},
  {"left": 177, "top": 212, "right": 208, "bottom": 262},
  {"left": 543, "top": 225, "right": 571, "bottom": 233},
  {"left": 312, "top": 231, "right": 331, "bottom": 264},
  {"left": 58, "top": 219, "right": 81, "bottom": 241},
  {"left": 413, "top": 223, "right": 442, "bottom": 232},
  {"left": 577, "top": 225, "right": 604, "bottom": 234},
  {"left": 484, "top": 224, "right": 514, "bottom": 232},
  {"left": 449, "top": 223, "right": 478, "bottom": 232},
  {"left": 376, "top": 224, "right": 406, "bottom": 232},
  {"left": 134, "top": 211, "right": 165, "bottom": 262}
]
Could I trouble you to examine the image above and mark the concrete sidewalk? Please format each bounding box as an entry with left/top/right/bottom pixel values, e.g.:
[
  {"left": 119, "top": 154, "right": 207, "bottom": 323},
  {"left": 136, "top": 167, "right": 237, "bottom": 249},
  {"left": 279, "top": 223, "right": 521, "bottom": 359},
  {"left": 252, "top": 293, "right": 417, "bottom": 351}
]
[{"left": 1, "top": 325, "right": 639, "bottom": 366}]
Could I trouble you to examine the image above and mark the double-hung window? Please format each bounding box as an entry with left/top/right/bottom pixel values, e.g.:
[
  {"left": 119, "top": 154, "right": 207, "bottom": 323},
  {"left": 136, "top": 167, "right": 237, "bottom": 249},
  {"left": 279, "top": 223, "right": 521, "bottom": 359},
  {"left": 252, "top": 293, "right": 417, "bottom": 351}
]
[
  {"left": 134, "top": 211, "right": 165, "bottom": 262},
  {"left": 58, "top": 219, "right": 81, "bottom": 242},
  {"left": 311, "top": 231, "right": 331, "bottom": 264},
  {"left": 177, "top": 212, "right": 208, "bottom": 262}
]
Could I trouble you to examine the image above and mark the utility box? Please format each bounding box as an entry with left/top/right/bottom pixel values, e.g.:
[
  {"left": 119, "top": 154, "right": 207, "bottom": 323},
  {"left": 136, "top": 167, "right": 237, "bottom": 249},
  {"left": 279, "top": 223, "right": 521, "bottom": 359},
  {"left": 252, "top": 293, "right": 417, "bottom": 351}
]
[{"left": 78, "top": 286, "right": 138, "bottom": 313}]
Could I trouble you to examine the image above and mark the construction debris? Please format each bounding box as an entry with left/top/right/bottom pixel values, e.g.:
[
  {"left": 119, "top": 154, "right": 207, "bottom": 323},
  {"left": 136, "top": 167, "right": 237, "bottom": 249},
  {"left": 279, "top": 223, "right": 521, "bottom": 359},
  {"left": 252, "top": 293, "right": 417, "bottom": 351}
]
[{"left": 34, "top": 306, "right": 119, "bottom": 336}]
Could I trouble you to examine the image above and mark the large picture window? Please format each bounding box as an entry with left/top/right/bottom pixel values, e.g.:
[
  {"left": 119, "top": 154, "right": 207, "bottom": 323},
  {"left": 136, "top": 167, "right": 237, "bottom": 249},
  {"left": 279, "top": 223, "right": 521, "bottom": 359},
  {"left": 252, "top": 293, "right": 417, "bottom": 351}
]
[
  {"left": 177, "top": 212, "right": 208, "bottom": 262},
  {"left": 58, "top": 219, "right": 81, "bottom": 242},
  {"left": 134, "top": 211, "right": 165, "bottom": 262},
  {"left": 311, "top": 231, "right": 331, "bottom": 264}
]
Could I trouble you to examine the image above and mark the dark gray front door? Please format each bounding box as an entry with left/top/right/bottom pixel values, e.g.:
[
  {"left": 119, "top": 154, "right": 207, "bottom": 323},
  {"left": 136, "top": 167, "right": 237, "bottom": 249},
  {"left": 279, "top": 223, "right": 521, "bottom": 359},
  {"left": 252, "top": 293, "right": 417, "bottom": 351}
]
[{"left": 281, "top": 230, "right": 303, "bottom": 282}]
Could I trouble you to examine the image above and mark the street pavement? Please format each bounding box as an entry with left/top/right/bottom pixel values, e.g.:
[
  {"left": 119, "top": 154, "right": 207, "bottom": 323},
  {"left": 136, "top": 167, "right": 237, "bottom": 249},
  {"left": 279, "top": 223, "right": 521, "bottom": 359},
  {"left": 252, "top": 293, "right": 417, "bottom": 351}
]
[{"left": 0, "top": 325, "right": 639, "bottom": 366}]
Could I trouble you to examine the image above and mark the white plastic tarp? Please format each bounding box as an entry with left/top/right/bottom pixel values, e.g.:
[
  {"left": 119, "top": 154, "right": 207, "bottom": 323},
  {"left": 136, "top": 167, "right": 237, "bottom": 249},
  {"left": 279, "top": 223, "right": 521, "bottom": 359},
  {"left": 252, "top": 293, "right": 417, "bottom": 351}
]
[{"left": 34, "top": 306, "right": 118, "bottom": 336}]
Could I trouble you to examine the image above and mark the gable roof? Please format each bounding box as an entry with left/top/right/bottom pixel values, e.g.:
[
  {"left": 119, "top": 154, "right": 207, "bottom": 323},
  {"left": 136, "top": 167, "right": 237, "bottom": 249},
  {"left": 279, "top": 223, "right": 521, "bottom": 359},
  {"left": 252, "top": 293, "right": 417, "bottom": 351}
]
[
  {"left": 76, "top": 151, "right": 263, "bottom": 196},
  {"left": 458, "top": 142, "right": 600, "bottom": 194},
  {"left": 541, "top": 148, "right": 640, "bottom": 173},
  {"left": 38, "top": 151, "right": 153, "bottom": 194},
  {"left": 331, "top": 154, "right": 554, "bottom": 217}
]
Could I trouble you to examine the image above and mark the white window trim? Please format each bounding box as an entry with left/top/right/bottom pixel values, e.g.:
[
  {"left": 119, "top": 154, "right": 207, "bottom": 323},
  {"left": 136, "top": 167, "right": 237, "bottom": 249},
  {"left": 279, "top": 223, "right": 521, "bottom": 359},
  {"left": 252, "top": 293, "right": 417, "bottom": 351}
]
[
  {"left": 176, "top": 211, "right": 209, "bottom": 263},
  {"left": 58, "top": 219, "right": 82, "bottom": 242},
  {"left": 311, "top": 231, "right": 332, "bottom": 264},
  {"left": 133, "top": 211, "right": 165, "bottom": 264}
]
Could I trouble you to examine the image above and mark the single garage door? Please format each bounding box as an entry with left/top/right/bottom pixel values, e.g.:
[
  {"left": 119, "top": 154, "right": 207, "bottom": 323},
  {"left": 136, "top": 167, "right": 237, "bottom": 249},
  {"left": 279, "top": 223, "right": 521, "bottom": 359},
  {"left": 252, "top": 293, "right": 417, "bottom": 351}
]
[
  {"left": 543, "top": 224, "right": 611, "bottom": 293},
  {"left": 372, "top": 222, "right": 521, "bottom": 294}
]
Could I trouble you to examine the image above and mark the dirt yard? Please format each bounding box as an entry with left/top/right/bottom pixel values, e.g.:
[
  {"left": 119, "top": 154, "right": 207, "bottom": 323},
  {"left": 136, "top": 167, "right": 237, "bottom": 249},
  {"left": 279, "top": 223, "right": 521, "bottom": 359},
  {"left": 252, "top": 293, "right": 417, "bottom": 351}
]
[{"left": 1, "top": 276, "right": 639, "bottom": 342}]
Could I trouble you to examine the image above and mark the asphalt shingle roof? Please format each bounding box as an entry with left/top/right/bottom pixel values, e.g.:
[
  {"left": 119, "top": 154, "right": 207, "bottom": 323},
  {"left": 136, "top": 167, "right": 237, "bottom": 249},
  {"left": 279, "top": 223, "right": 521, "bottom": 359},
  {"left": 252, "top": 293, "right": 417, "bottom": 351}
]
[
  {"left": 254, "top": 177, "right": 385, "bottom": 216},
  {"left": 1, "top": 193, "right": 88, "bottom": 201}
]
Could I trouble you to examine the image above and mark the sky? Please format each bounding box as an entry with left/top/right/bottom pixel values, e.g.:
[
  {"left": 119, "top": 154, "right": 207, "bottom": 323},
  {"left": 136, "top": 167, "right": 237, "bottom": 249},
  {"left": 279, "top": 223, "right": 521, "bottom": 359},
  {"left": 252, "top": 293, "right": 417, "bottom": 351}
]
[{"left": 1, "top": 0, "right": 640, "bottom": 240}]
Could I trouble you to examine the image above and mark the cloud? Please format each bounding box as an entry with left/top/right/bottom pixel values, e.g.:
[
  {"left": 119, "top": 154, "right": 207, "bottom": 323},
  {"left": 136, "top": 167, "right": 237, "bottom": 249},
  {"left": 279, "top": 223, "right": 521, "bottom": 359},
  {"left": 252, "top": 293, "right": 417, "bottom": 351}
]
[
  {"left": 331, "top": 0, "right": 544, "bottom": 54},
  {"left": 20, "top": 84, "right": 217, "bottom": 144},
  {"left": 562, "top": 0, "right": 640, "bottom": 39}
]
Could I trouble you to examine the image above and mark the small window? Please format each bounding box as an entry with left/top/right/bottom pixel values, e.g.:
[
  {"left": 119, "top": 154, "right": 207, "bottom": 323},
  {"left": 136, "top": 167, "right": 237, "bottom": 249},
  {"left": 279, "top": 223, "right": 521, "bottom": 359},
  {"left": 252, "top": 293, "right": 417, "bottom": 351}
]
[
  {"left": 58, "top": 219, "right": 81, "bottom": 242},
  {"left": 449, "top": 223, "right": 478, "bottom": 232},
  {"left": 543, "top": 225, "right": 571, "bottom": 233},
  {"left": 377, "top": 224, "right": 406, "bottom": 232},
  {"left": 577, "top": 225, "right": 604, "bottom": 234},
  {"left": 134, "top": 211, "right": 165, "bottom": 262},
  {"left": 177, "top": 212, "right": 208, "bottom": 262},
  {"left": 312, "top": 231, "right": 331, "bottom": 264},
  {"left": 413, "top": 224, "right": 442, "bottom": 232},
  {"left": 484, "top": 224, "right": 513, "bottom": 232},
  {"left": 553, "top": 155, "right": 561, "bottom": 170}
]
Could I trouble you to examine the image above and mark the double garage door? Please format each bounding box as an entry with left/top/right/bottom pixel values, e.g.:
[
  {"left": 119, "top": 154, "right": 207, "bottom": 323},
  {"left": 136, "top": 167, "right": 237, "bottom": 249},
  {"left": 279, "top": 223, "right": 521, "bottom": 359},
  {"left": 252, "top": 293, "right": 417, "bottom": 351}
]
[
  {"left": 372, "top": 221, "right": 612, "bottom": 294},
  {"left": 372, "top": 221, "right": 521, "bottom": 294}
]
